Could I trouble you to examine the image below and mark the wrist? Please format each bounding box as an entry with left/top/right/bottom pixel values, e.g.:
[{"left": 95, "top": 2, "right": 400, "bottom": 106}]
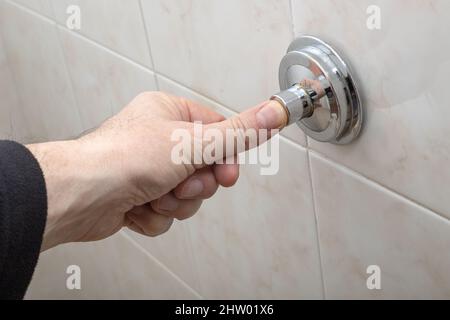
[
  {"left": 27, "top": 138, "right": 130, "bottom": 250},
  {"left": 27, "top": 140, "right": 82, "bottom": 250}
]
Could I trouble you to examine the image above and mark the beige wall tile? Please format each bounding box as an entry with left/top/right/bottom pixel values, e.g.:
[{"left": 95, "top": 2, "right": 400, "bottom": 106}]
[
  {"left": 311, "top": 152, "right": 450, "bottom": 299},
  {"left": 189, "top": 142, "right": 323, "bottom": 299},
  {"left": 52, "top": 0, "right": 152, "bottom": 67},
  {"left": 141, "top": 0, "right": 295, "bottom": 113},
  {"left": 292, "top": 0, "right": 450, "bottom": 217},
  {"left": 0, "top": 1, "right": 82, "bottom": 142},
  {"left": 26, "top": 232, "right": 200, "bottom": 299},
  {"left": 58, "top": 28, "right": 157, "bottom": 130},
  {"left": 13, "top": 0, "right": 53, "bottom": 17}
]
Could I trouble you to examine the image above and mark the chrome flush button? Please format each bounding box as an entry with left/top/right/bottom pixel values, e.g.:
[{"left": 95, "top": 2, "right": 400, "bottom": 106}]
[{"left": 271, "top": 36, "right": 363, "bottom": 144}]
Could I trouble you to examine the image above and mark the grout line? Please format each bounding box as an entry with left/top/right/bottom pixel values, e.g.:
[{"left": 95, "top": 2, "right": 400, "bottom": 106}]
[
  {"left": 287, "top": 0, "right": 311, "bottom": 149},
  {"left": 305, "top": 149, "right": 327, "bottom": 299},
  {"left": 138, "top": 0, "right": 160, "bottom": 90},
  {"left": 48, "top": 0, "right": 56, "bottom": 21},
  {"left": 310, "top": 150, "right": 450, "bottom": 224},
  {"left": 7, "top": 0, "right": 450, "bottom": 225},
  {"left": 287, "top": 0, "right": 296, "bottom": 39},
  {"left": 6, "top": 0, "right": 53, "bottom": 23},
  {"left": 279, "top": 132, "right": 308, "bottom": 152},
  {"left": 61, "top": 26, "right": 155, "bottom": 76},
  {"left": 120, "top": 231, "right": 204, "bottom": 300},
  {"left": 137, "top": 0, "right": 155, "bottom": 69},
  {"left": 54, "top": 24, "right": 86, "bottom": 132}
]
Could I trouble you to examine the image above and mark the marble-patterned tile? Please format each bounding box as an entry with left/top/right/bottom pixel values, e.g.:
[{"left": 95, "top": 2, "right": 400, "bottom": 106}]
[
  {"left": 51, "top": 0, "right": 152, "bottom": 67},
  {"left": 0, "top": 1, "right": 83, "bottom": 143},
  {"left": 141, "top": 0, "right": 300, "bottom": 134},
  {"left": 0, "top": 33, "right": 17, "bottom": 139},
  {"left": 12, "top": 0, "right": 53, "bottom": 18},
  {"left": 292, "top": 0, "right": 450, "bottom": 217},
  {"left": 26, "top": 232, "right": 199, "bottom": 299},
  {"left": 58, "top": 28, "right": 157, "bottom": 131},
  {"left": 310, "top": 152, "right": 450, "bottom": 299}
]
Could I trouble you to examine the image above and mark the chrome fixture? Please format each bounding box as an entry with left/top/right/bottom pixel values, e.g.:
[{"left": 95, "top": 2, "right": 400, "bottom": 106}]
[{"left": 271, "top": 36, "right": 363, "bottom": 144}]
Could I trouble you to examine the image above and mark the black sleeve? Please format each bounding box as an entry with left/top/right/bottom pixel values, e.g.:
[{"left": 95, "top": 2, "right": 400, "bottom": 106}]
[{"left": 0, "top": 141, "right": 47, "bottom": 300}]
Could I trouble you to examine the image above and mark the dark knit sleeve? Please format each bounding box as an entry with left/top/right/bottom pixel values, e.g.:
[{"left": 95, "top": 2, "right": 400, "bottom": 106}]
[{"left": 0, "top": 141, "right": 47, "bottom": 300}]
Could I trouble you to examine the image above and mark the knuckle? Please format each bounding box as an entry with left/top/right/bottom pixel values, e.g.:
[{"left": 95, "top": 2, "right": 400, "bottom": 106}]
[
  {"left": 136, "top": 91, "right": 171, "bottom": 105},
  {"left": 230, "top": 116, "right": 248, "bottom": 132},
  {"left": 136, "top": 91, "right": 157, "bottom": 100},
  {"left": 228, "top": 117, "right": 248, "bottom": 151}
]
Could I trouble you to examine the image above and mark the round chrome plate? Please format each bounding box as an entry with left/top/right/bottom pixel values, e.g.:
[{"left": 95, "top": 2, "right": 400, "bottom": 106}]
[{"left": 279, "top": 36, "right": 363, "bottom": 144}]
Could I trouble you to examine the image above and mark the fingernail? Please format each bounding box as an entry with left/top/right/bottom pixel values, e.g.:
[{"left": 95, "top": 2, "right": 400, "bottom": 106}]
[
  {"left": 158, "top": 194, "right": 179, "bottom": 211},
  {"left": 181, "top": 179, "right": 204, "bottom": 198},
  {"left": 256, "top": 101, "right": 287, "bottom": 129}
]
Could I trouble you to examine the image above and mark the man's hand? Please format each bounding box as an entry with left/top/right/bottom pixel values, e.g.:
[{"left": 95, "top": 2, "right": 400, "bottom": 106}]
[{"left": 27, "top": 92, "right": 287, "bottom": 251}]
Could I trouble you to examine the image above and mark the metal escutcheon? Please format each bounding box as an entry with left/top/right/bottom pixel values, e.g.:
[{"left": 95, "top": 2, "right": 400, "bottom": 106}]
[{"left": 277, "top": 36, "right": 363, "bottom": 144}]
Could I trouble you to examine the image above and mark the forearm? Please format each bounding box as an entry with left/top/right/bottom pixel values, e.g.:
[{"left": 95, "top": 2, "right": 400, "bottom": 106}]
[
  {"left": 27, "top": 137, "right": 133, "bottom": 251},
  {"left": 26, "top": 140, "right": 81, "bottom": 251}
]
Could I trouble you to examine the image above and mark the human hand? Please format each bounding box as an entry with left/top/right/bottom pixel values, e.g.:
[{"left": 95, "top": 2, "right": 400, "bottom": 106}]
[{"left": 28, "top": 92, "right": 287, "bottom": 251}]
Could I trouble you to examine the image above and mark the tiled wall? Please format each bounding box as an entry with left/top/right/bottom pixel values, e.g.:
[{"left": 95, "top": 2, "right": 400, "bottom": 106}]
[
  {"left": 0, "top": 0, "right": 449, "bottom": 299},
  {"left": 0, "top": 30, "right": 17, "bottom": 139}
]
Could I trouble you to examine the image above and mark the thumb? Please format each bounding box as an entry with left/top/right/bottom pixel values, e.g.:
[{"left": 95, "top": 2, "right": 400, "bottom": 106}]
[
  {"left": 201, "top": 100, "right": 288, "bottom": 162},
  {"left": 213, "top": 100, "right": 287, "bottom": 133}
]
